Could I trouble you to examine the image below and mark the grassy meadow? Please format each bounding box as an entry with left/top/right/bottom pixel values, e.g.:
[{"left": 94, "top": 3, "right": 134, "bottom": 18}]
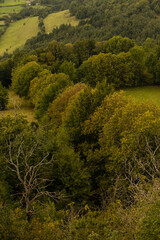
[
  {"left": 0, "top": 5, "right": 23, "bottom": 14},
  {"left": 0, "top": 0, "right": 25, "bottom": 6},
  {"left": 0, "top": 90, "right": 35, "bottom": 122},
  {"left": 0, "top": 16, "right": 39, "bottom": 55},
  {"left": 0, "top": 20, "right": 5, "bottom": 25},
  {"left": 125, "top": 86, "right": 160, "bottom": 106},
  {"left": 44, "top": 9, "right": 79, "bottom": 34},
  {"left": 0, "top": 0, "right": 25, "bottom": 15}
]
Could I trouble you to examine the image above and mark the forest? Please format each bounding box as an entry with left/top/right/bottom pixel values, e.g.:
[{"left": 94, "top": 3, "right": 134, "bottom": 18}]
[
  {"left": 0, "top": 35, "right": 160, "bottom": 239},
  {"left": 1, "top": 0, "right": 160, "bottom": 239},
  {"left": 1, "top": 0, "right": 160, "bottom": 54},
  {"left": 20, "top": 0, "right": 160, "bottom": 50}
]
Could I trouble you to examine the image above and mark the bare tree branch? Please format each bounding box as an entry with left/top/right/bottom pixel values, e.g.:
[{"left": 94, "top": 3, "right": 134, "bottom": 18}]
[{"left": 4, "top": 135, "right": 58, "bottom": 221}]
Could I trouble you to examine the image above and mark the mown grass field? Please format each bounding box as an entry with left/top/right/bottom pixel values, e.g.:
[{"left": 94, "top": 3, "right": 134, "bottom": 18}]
[
  {"left": 0, "top": 20, "right": 5, "bottom": 25},
  {"left": 44, "top": 9, "right": 79, "bottom": 34},
  {"left": 0, "top": 0, "right": 25, "bottom": 6},
  {"left": 125, "top": 86, "right": 160, "bottom": 106},
  {"left": 0, "top": 5, "right": 23, "bottom": 14},
  {"left": 0, "top": 16, "right": 39, "bottom": 55},
  {"left": 0, "top": 90, "right": 35, "bottom": 122}
]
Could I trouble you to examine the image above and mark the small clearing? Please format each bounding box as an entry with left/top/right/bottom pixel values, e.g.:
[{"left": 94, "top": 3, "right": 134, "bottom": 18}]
[{"left": 0, "top": 90, "right": 35, "bottom": 122}]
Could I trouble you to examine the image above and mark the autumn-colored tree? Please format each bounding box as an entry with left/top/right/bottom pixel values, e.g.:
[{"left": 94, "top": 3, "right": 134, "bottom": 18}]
[
  {"left": 29, "top": 69, "right": 52, "bottom": 105},
  {"left": 35, "top": 73, "right": 72, "bottom": 119},
  {"left": 48, "top": 83, "right": 87, "bottom": 127},
  {"left": 62, "top": 86, "right": 94, "bottom": 142}
]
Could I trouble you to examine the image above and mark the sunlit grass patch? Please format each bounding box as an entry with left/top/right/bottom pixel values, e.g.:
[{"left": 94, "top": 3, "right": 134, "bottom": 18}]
[
  {"left": 0, "top": 16, "right": 39, "bottom": 55},
  {"left": 125, "top": 86, "right": 160, "bottom": 106},
  {"left": 44, "top": 9, "right": 79, "bottom": 34}
]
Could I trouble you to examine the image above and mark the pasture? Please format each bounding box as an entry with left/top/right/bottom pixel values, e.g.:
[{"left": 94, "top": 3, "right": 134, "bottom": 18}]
[
  {"left": 0, "top": 5, "right": 23, "bottom": 14},
  {"left": 0, "top": 16, "right": 39, "bottom": 55},
  {"left": 0, "top": 0, "right": 25, "bottom": 16},
  {"left": 125, "top": 86, "right": 160, "bottom": 106},
  {"left": 0, "top": 0, "right": 25, "bottom": 6},
  {"left": 44, "top": 9, "right": 79, "bottom": 34},
  {"left": 0, "top": 20, "right": 5, "bottom": 25}
]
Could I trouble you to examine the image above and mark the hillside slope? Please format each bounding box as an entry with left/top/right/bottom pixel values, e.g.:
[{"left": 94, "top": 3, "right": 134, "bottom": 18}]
[
  {"left": 25, "top": 0, "right": 160, "bottom": 50},
  {"left": 69, "top": 0, "right": 160, "bottom": 43},
  {"left": 0, "top": 16, "right": 39, "bottom": 55}
]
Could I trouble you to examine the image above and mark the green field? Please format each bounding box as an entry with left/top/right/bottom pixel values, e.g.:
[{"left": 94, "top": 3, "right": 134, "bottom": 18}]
[
  {"left": 125, "top": 86, "right": 160, "bottom": 106},
  {"left": 0, "top": 5, "right": 23, "bottom": 14},
  {"left": 0, "top": 0, "right": 25, "bottom": 6},
  {"left": 0, "top": 90, "right": 35, "bottom": 122},
  {"left": 44, "top": 9, "right": 79, "bottom": 34},
  {"left": 0, "top": 16, "right": 39, "bottom": 55},
  {"left": 0, "top": 20, "right": 4, "bottom": 25},
  {"left": 0, "top": 0, "right": 25, "bottom": 16}
]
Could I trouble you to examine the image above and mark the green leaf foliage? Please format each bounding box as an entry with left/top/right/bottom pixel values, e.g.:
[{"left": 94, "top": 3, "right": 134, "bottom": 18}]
[
  {"left": 35, "top": 73, "right": 72, "bottom": 119},
  {"left": 78, "top": 52, "right": 148, "bottom": 87},
  {"left": 48, "top": 82, "right": 87, "bottom": 127},
  {"left": 12, "top": 61, "right": 42, "bottom": 97}
]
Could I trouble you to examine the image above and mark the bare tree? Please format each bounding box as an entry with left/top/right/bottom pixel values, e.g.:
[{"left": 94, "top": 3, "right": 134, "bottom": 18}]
[
  {"left": 120, "top": 135, "right": 160, "bottom": 199},
  {"left": 4, "top": 134, "right": 59, "bottom": 221}
]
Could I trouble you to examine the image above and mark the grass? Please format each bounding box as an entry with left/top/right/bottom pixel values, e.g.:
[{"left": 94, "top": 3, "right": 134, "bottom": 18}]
[
  {"left": 0, "top": 0, "right": 25, "bottom": 7},
  {"left": 0, "top": 20, "right": 5, "bottom": 25},
  {"left": 0, "top": 16, "right": 39, "bottom": 55},
  {"left": 124, "top": 86, "right": 160, "bottom": 106},
  {"left": 0, "top": 5, "right": 23, "bottom": 14},
  {"left": 44, "top": 9, "right": 79, "bottom": 34},
  {"left": 0, "top": 90, "right": 35, "bottom": 122},
  {"left": 0, "top": 13, "right": 9, "bottom": 17}
]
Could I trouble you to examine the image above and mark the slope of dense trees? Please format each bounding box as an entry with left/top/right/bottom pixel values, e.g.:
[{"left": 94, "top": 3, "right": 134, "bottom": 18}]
[
  {"left": 1, "top": 36, "right": 160, "bottom": 239},
  {"left": 22, "top": 0, "right": 160, "bottom": 51}
]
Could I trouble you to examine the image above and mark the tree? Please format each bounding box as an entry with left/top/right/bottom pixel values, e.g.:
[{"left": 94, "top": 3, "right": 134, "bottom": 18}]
[
  {"left": 73, "top": 39, "right": 95, "bottom": 66},
  {"left": 59, "top": 60, "right": 77, "bottom": 82},
  {"left": 78, "top": 52, "right": 147, "bottom": 87},
  {"left": 137, "top": 199, "right": 160, "bottom": 240},
  {"left": 3, "top": 121, "right": 58, "bottom": 221},
  {"left": 12, "top": 61, "right": 42, "bottom": 97},
  {"left": 48, "top": 83, "right": 87, "bottom": 127},
  {"left": 35, "top": 73, "right": 72, "bottom": 119},
  {"left": 106, "top": 36, "right": 135, "bottom": 54},
  {"left": 29, "top": 69, "right": 52, "bottom": 105},
  {"left": 82, "top": 91, "right": 160, "bottom": 203}
]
